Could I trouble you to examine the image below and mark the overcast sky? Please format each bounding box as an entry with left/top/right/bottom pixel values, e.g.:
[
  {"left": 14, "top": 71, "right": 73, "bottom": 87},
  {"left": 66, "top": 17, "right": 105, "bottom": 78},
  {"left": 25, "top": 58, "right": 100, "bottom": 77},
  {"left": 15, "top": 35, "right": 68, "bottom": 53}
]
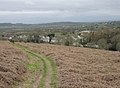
[{"left": 0, "top": 0, "right": 120, "bottom": 23}]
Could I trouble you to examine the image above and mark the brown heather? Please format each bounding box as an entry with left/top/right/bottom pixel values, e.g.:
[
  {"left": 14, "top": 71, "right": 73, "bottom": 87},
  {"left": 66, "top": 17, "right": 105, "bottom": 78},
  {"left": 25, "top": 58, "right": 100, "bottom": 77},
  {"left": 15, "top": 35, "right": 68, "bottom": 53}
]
[
  {"left": 21, "top": 43, "right": 120, "bottom": 88},
  {"left": 0, "top": 41, "right": 28, "bottom": 88}
]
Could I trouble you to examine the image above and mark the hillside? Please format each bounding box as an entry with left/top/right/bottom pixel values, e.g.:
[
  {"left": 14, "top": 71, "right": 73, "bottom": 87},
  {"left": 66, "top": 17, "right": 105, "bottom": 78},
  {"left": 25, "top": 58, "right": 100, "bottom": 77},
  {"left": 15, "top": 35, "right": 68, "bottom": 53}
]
[
  {"left": 0, "top": 41, "right": 57, "bottom": 88},
  {"left": 0, "top": 41, "right": 120, "bottom": 88},
  {"left": 0, "top": 41, "right": 28, "bottom": 88},
  {"left": 20, "top": 43, "right": 120, "bottom": 88},
  {"left": 0, "top": 21, "right": 120, "bottom": 30}
]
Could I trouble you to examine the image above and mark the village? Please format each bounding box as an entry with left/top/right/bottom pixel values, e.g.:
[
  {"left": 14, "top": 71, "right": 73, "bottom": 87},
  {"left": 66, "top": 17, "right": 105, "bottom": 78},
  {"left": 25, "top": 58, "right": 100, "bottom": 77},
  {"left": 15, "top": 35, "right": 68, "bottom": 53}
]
[{"left": 0, "top": 30, "right": 99, "bottom": 49}]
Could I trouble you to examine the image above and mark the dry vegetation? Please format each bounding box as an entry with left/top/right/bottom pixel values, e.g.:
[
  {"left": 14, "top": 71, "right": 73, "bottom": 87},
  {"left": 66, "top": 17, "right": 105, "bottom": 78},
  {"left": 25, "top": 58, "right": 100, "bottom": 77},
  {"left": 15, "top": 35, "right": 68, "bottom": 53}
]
[
  {"left": 0, "top": 41, "right": 28, "bottom": 88},
  {"left": 21, "top": 43, "right": 120, "bottom": 88}
]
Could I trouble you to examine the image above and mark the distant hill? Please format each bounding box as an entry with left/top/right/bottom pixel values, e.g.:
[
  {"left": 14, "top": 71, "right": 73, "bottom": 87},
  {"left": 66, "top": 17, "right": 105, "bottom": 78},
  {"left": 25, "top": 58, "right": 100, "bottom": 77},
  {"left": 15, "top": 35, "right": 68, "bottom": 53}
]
[{"left": 0, "top": 21, "right": 120, "bottom": 30}]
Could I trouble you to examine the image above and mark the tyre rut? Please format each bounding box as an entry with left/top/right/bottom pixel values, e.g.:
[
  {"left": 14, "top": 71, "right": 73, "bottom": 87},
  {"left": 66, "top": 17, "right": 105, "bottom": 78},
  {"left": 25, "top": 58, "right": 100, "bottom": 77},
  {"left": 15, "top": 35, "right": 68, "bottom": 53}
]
[{"left": 15, "top": 44, "right": 57, "bottom": 88}]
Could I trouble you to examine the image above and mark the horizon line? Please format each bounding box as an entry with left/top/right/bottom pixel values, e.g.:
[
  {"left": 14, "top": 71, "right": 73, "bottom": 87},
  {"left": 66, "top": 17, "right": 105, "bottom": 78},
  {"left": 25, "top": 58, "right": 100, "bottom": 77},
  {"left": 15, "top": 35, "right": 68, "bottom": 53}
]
[{"left": 0, "top": 20, "right": 120, "bottom": 25}]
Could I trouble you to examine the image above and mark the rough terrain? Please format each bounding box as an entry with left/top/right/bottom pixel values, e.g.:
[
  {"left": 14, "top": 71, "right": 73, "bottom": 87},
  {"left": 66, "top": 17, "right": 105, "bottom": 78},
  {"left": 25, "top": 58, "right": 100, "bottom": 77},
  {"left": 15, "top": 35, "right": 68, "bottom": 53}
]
[
  {"left": 0, "top": 41, "right": 57, "bottom": 88},
  {"left": 15, "top": 44, "right": 57, "bottom": 88},
  {"left": 0, "top": 41, "right": 28, "bottom": 88},
  {"left": 20, "top": 43, "right": 120, "bottom": 88},
  {"left": 1, "top": 41, "right": 120, "bottom": 88}
]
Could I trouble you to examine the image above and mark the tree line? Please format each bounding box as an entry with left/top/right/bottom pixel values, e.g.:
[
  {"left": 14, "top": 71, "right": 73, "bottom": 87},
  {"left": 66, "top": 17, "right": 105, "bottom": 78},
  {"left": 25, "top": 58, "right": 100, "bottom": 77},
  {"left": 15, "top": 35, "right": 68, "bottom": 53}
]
[{"left": 86, "top": 29, "right": 120, "bottom": 51}]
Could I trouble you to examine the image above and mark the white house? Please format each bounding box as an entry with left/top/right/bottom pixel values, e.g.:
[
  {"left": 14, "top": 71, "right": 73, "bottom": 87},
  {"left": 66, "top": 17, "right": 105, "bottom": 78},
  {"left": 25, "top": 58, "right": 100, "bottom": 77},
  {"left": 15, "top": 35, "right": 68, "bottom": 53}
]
[
  {"left": 41, "top": 36, "right": 50, "bottom": 42},
  {"left": 80, "top": 30, "right": 91, "bottom": 36},
  {"left": 9, "top": 37, "right": 12, "bottom": 40}
]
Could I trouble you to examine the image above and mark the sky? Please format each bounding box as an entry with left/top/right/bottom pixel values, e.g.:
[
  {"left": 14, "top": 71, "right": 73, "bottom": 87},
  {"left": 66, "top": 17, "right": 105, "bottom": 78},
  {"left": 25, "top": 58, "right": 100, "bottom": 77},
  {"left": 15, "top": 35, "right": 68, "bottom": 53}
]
[{"left": 0, "top": 0, "right": 120, "bottom": 23}]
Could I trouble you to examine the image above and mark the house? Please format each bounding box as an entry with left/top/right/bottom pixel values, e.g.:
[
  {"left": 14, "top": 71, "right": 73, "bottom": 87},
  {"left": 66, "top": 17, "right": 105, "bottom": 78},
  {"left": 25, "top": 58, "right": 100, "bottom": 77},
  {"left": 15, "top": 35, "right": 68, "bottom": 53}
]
[
  {"left": 9, "top": 37, "right": 12, "bottom": 40},
  {"left": 79, "top": 30, "right": 91, "bottom": 36},
  {"left": 8, "top": 36, "right": 14, "bottom": 40},
  {"left": 41, "top": 36, "right": 49, "bottom": 42},
  {"left": 85, "top": 43, "right": 99, "bottom": 48},
  {"left": 51, "top": 37, "right": 58, "bottom": 43}
]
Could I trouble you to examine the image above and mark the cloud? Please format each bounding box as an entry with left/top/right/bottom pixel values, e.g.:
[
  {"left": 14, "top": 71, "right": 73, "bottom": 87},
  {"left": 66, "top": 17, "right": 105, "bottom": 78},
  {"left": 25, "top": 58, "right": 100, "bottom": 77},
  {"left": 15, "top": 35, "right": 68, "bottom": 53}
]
[
  {"left": 0, "top": 0, "right": 120, "bottom": 23},
  {"left": 0, "top": 11, "right": 62, "bottom": 15}
]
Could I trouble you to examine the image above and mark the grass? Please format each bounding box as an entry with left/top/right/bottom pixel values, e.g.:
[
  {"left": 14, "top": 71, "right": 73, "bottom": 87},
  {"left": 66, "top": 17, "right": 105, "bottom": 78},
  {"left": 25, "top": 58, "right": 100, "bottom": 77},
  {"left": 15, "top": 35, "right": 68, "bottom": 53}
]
[
  {"left": 14, "top": 44, "right": 43, "bottom": 88},
  {"left": 27, "top": 60, "right": 40, "bottom": 71},
  {"left": 27, "top": 50, "right": 47, "bottom": 88},
  {"left": 15, "top": 43, "right": 58, "bottom": 88},
  {"left": 47, "top": 57, "right": 58, "bottom": 88},
  {"left": 27, "top": 48, "right": 58, "bottom": 88}
]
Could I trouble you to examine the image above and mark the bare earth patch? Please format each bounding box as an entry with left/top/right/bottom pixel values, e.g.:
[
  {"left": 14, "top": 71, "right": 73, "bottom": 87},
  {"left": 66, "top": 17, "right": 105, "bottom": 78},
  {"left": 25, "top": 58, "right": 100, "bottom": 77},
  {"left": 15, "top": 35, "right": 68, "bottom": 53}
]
[
  {"left": 0, "top": 41, "right": 28, "bottom": 88},
  {"left": 21, "top": 43, "right": 120, "bottom": 88}
]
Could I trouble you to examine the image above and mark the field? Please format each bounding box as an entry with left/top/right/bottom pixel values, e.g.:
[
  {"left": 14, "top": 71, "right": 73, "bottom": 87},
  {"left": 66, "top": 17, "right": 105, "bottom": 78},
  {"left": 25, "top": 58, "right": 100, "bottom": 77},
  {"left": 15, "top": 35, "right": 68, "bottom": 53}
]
[
  {"left": 0, "top": 41, "right": 120, "bottom": 88},
  {"left": 20, "top": 43, "right": 120, "bottom": 88}
]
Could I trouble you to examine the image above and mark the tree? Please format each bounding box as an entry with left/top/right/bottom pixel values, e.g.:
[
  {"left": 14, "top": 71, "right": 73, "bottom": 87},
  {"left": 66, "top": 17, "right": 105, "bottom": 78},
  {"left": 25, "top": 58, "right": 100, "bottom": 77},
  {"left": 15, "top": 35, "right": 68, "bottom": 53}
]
[
  {"left": 116, "top": 42, "right": 120, "bottom": 51},
  {"left": 97, "top": 38, "right": 109, "bottom": 50},
  {"left": 64, "top": 39, "right": 70, "bottom": 46},
  {"left": 110, "top": 34, "right": 120, "bottom": 51},
  {"left": 47, "top": 34, "right": 55, "bottom": 43},
  {"left": 9, "top": 39, "right": 15, "bottom": 43},
  {"left": 111, "top": 34, "right": 120, "bottom": 44},
  {"left": 34, "top": 35, "right": 40, "bottom": 43}
]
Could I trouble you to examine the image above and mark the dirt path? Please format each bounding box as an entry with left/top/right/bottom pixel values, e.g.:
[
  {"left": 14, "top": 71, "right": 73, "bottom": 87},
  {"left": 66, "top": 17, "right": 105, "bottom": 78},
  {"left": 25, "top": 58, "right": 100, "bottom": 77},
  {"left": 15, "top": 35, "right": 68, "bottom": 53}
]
[{"left": 15, "top": 44, "right": 57, "bottom": 88}]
